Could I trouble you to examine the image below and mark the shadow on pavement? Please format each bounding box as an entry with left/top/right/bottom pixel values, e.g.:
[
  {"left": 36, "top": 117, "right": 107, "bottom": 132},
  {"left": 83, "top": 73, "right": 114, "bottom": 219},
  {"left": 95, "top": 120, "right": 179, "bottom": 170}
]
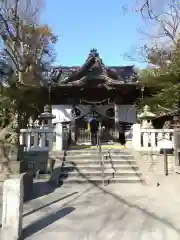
[
  {"left": 23, "top": 191, "right": 78, "bottom": 217},
  {"left": 94, "top": 184, "right": 180, "bottom": 238},
  {"left": 59, "top": 167, "right": 180, "bottom": 238},
  {"left": 31, "top": 181, "right": 57, "bottom": 200},
  {"left": 23, "top": 206, "right": 75, "bottom": 238},
  {"left": 31, "top": 166, "right": 65, "bottom": 200}
]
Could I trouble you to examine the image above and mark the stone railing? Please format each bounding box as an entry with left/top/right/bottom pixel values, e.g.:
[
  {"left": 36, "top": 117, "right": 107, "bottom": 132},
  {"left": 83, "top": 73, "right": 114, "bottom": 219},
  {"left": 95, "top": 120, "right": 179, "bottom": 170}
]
[
  {"left": 132, "top": 124, "right": 174, "bottom": 152},
  {"left": 19, "top": 128, "right": 54, "bottom": 152}
]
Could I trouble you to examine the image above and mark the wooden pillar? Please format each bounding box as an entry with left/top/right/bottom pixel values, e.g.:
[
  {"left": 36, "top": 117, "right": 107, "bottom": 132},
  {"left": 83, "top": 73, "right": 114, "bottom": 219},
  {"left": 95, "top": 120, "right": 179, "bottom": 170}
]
[
  {"left": 114, "top": 103, "right": 120, "bottom": 140},
  {"left": 114, "top": 92, "right": 122, "bottom": 141},
  {"left": 114, "top": 104, "right": 120, "bottom": 128},
  {"left": 71, "top": 104, "right": 76, "bottom": 143},
  {"left": 114, "top": 94, "right": 121, "bottom": 126}
]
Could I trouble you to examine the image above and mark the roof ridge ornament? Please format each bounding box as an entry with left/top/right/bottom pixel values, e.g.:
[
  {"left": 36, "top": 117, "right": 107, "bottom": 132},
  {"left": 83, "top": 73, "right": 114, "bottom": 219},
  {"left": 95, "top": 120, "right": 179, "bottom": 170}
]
[
  {"left": 89, "top": 48, "right": 99, "bottom": 57},
  {"left": 86, "top": 48, "right": 107, "bottom": 75}
]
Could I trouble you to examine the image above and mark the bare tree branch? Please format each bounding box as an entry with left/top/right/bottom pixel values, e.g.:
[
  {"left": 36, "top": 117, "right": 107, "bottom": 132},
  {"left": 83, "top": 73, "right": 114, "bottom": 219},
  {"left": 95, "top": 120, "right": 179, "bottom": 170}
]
[
  {"left": 123, "top": 0, "right": 180, "bottom": 66},
  {"left": 0, "top": 0, "right": 57, "bottom": 86}
]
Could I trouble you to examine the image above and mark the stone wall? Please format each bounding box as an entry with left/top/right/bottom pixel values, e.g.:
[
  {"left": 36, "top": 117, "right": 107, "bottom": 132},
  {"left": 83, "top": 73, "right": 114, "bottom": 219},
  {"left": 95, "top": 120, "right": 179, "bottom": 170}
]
[
  {"left": 137, "top": 152, "right": 174, "bottom": 173},
  {"left": 133, "top": 150, "right": 175, "bottom": 184}
]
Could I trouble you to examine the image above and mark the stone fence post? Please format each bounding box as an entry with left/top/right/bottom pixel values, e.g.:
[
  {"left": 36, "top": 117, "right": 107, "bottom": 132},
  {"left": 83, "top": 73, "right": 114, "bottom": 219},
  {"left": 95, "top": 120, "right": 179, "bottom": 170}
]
[
  {"left": 132, "top": 124, "right": 141, "bottom": 151},
  {"left": 55, "top": 122, "right": 63, "bottom": 151},
  {"left": 1, "top": 175, "right": 24, "bottom": 240}
]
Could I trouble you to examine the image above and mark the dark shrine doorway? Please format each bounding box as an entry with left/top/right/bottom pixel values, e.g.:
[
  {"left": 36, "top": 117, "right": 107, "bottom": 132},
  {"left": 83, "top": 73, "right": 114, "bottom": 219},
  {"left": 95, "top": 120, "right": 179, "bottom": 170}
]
[{"left": 75, "top": 105, "right": 117, "bottom": 144}]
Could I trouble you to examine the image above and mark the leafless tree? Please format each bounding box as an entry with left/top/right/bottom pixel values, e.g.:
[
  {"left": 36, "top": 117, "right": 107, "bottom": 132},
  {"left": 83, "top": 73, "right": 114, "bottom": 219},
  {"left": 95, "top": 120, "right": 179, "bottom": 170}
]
[
  {"left": 0, "top": 0, "right": 56, "bottom": 87},
  {"left": 136, "top": 0, "right": 180, "bottom": 45},
  {"left": 0, "top": 0, "right": 44, "bottom": 24},
  {"left": 123, "top": 1, "right": 180, "bottom": 66}
]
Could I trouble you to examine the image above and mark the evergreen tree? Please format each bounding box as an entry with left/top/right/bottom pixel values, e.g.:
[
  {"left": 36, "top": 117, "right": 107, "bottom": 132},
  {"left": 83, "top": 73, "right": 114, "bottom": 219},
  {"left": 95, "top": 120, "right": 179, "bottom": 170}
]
[{"left": 138, "top": 35, "right": 180, "bottom": 114}]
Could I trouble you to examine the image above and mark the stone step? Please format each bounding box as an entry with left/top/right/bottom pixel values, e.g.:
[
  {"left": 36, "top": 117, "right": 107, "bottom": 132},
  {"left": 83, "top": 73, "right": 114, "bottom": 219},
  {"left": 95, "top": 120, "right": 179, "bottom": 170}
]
[
  {"left": 51, "top": 148, "right": 143, "bottom": 185},
  {"left": 69, "top": 144, "right": 129, "bottom": 149},
  {"left": 52, "top": 153, "right": 133, "bottom": 159},
  {"left": 60, "top": 170, "right": 142, "bottom": 177},
  {"left": 65, "top": 150, "right": 131, "bottom": 156},
  {"left": 63, "top": 159, "right": 137, "bottom": 165},
  {"left": 62, "top": 164, "right": 139, "bottom": 170},
  {"left": 51, "top": 149, "right": 131, "bottom": 158},
  {"left": 59, "top": 175, "right": 143, "bottom": 184},
  {"left": 65, "top": 154, "right": 134, "bottom": 160}
]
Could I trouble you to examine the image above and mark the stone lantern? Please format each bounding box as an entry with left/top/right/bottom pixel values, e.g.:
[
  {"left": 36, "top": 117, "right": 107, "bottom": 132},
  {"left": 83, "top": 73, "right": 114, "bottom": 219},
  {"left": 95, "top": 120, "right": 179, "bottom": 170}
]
[
  {"left": 171, "top": 112, "right": 180, "bottom": 128},
  {"left": 38, "top": 104, "right": 55, "bottom": 128},
  {"left": 137, "top": 105, "right": 156, "bottom": 129}
]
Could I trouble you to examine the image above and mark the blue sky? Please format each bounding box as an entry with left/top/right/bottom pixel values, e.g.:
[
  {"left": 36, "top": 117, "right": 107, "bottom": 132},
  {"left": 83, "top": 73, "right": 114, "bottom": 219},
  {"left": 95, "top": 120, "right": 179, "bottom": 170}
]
[{"left": 41, "top": 0, "right": 146, "bottom": 67}]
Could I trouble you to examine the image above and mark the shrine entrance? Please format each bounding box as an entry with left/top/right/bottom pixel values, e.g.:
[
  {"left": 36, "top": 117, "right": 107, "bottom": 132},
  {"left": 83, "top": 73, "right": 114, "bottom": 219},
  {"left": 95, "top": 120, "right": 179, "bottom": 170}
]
[
  {"left": 75, "top": 105, "right": 117, "bottom": 144},
  {"left": 52, "top": 103, "right": 136, "bottom": 147}
]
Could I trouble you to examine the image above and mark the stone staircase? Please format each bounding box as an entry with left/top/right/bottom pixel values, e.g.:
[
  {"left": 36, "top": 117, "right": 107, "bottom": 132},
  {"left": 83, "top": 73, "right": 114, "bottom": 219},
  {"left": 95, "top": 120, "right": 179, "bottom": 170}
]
[{"left": 58, "top": 147, "right": 144, "bottom": 185}]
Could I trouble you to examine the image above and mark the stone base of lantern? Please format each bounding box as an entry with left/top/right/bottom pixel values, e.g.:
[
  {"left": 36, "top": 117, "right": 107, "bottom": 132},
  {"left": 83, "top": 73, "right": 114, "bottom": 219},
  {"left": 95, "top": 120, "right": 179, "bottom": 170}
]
[
  {"left": 0, "top": 144, "right": 28, "bottom": 182},
  {"left": 0, "top": 161, "right": 27, "bottom": 179},
  {"left": 21, "top": 151, "right": 49, "bottom": 175},
  {"left": 0, "top": 161, "right": 27, "bottom": 182}
]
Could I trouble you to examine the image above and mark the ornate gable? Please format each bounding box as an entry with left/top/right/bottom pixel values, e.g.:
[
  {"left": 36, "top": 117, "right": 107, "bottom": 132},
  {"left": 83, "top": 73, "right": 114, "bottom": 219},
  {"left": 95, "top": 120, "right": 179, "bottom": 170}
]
[
  {"left": 53, "top": 49, "right": 138, "bottom": 86},
  {"left": 85, "top": 48, "right": 107, "bottom": 76}
]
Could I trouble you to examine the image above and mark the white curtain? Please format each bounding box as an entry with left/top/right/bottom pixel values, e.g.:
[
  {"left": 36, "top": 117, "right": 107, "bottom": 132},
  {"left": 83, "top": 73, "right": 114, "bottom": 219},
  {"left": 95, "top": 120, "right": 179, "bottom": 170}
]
[
  {"left": 52, "top": 104, "right": 137, "bottom": 124},
  {"left": 52, "top": 105, "right": 91, "bottom": 123},
  {"left": 52, "top": 105, "right": 72, "bottom": 123},
  {"left": 95, "top": 105, "right": 136, "bottom": 123},
  {"left": 118, "top": 105, "right": 137, "bottom": 123},
  {"left": 95, "top": 105, "right": 114, "bottom": 118},
  {"left": 76, "top": 105, "right": 91, "bottom": 119}
]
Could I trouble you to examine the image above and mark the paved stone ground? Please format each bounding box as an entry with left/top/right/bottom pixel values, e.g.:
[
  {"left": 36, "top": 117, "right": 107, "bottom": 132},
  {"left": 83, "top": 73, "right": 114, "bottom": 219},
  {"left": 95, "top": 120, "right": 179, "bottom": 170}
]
[{"left": 20, "top": 175, "right": 180, "bottom": 240}]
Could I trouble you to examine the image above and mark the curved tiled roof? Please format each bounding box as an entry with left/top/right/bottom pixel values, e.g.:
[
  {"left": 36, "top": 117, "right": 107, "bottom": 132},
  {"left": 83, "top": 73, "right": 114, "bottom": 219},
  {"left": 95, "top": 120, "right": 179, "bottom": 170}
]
[{"left": 51, "top": 49, "right": 138, "bottom": 86}]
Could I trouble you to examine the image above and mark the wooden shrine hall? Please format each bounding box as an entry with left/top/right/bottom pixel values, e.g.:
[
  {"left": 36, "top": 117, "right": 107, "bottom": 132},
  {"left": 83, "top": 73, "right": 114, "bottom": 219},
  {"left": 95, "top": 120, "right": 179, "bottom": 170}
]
[{"left": 43, "top": 49, "right": 141, "bottom": 144}]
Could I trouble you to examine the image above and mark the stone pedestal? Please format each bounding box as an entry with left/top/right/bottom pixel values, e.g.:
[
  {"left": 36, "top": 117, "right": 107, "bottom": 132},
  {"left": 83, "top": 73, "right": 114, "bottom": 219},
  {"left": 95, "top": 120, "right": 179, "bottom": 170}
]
[
  {"left": 0, "top": 144, "right": 27, "bottom": 182},
  {"left": 1, "top": 176, "right": 23, "bottom": 240},
  {"left": 0, "top": 161, "right": 27, "bottom": 182}
]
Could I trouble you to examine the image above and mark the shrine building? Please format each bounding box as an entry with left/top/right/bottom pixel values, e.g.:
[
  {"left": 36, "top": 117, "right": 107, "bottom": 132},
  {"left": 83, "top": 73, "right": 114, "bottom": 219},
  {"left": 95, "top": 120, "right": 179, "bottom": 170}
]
[{"left": 42, "top": 49, "right": 142, "bottom": 146}]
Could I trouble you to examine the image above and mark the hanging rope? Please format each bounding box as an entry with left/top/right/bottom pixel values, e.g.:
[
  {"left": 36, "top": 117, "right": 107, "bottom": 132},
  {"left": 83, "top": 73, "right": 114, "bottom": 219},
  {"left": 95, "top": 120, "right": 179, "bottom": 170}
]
[{"left": 81, "top": 98, "right": 109, "bottom": 105}]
